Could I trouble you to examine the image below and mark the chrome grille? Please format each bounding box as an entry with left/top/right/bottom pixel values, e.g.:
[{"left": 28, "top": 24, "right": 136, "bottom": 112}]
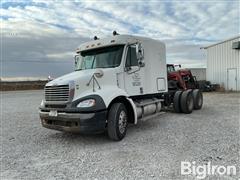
[{"left": 45, "top": 85, "right": 69, "bottom": 102}]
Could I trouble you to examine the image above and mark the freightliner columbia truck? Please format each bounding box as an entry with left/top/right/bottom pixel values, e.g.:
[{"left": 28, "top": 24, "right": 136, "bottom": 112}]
[{"left": 39, "top": 32, "right": 203, "bottom": 141}]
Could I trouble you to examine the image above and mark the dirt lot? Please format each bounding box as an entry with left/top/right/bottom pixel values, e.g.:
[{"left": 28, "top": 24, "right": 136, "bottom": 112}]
[{"left": 1, "top": 90, "right": 239, "bottom": 180}]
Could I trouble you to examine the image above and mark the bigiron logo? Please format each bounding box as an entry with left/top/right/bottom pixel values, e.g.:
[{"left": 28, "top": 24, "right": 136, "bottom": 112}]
[{"left": 181, "top": 161, "right": 237, "bottom": 179}]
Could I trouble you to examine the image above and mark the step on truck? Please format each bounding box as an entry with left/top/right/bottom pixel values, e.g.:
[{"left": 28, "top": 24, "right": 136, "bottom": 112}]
[{"left": 39, "top": 32, "right": 203, "bottom": 141}]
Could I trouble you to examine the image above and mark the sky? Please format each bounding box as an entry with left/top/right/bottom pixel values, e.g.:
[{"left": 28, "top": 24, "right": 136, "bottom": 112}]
[{"left": 1, "top": 0, "right": 239, "bottom": 78}]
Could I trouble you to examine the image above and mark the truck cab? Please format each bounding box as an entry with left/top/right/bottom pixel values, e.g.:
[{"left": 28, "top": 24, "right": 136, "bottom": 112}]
[{"left": 39, "top": 33, "right": 202, "bottom": 141}]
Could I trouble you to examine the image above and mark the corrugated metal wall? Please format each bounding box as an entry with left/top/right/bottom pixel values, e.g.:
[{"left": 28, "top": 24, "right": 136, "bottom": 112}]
[{"left": 206, "top": 37, "right": 240, "bottom": 91}]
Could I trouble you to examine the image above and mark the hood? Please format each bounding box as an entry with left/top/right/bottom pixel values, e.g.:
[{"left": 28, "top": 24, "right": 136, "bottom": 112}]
[
  {"left": 46, "top": 69, "right": 97, "bottom": 86},
  {"left": 46, "top": 68, "right": 119, "bottom": 101}
]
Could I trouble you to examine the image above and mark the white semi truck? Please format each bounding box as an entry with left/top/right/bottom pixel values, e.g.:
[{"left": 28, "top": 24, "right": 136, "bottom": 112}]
[{"left": 39, "top": 32, "right": 203, "bottom": 141}]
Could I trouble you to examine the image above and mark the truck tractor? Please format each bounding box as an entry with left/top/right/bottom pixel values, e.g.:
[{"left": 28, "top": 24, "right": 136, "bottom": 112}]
[{"left": 39, "top": 32, "right": 203, "bottom": 141}]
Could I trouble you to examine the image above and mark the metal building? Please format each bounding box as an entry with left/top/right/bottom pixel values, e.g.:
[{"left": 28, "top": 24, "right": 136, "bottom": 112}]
[{"left": 203, "top": 35, "right": 240, "bottom": 91}]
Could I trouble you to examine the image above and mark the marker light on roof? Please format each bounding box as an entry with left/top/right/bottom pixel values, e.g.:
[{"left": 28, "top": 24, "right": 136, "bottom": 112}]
[{"left": 113, "top": 31, "right": 119, "bottom": 36}]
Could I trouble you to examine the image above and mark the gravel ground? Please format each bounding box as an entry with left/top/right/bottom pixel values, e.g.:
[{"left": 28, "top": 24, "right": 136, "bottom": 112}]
[{"left": 1, "top": 90, "right": 239, "bottom": 180}]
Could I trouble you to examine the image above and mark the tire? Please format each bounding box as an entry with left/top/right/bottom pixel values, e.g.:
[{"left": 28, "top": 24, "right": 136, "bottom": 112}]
[
  {"left": 193, "top": 89, "right": 203, "bottom": 110},
  {"left": 173, "top": 91, "right": 182, "bottom": 113},
  {"left": 180, "top": 90, "right": 194, "bottom": 114},
  {"left": 107, "top": 103, "right": 128, "bottom": 141}
]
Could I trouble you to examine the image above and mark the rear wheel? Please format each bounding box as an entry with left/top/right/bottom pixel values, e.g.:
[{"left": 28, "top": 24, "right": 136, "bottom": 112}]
[
  {"left": 173, "top": 91, "right": 182, "bottom": 113},
  {"left": 193, "top": 89, "right": 203, "bottom": 110},
  {"left": 180, "top": 90, "right": 194, "bottom": 114},
  {"left": 107, "top": 103, "right": 128, "bottom": 141}
]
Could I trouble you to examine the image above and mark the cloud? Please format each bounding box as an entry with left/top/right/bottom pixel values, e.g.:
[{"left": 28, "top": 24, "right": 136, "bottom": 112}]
[
  {"left": 1, "top": 0, "right": 239, "bottom": 77},
  {"left": 2, "top": 36, "right": 88, "bottom": 77}
]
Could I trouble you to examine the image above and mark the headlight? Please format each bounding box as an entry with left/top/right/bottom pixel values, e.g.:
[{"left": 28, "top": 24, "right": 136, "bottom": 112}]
[{"left": 77, "top": 99, "right": 96, "bottom": 108}]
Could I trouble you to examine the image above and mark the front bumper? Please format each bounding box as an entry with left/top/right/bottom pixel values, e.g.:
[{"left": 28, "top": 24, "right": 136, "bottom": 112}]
[{"left": 39, "top": 110, "right": 107, "bottom": 133}]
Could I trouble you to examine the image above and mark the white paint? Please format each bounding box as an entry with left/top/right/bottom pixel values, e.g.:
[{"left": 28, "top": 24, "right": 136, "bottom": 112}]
[
  {"left": 157, "top": 78, "right": 166, "bottom": 91},
  {"left": 46, "top": 35, "right": 167, "bottom": 123},
  {"left": 204, "top": 36, "right": 240, "bottom": 91},
  {"left": 124, "top": 67, "right": 144, "bottom": 95}
]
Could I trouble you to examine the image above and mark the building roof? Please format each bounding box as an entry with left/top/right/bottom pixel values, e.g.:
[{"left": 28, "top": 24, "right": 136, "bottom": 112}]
[{"left": 201, "top": 35, "right": 240, "bottom": 49}]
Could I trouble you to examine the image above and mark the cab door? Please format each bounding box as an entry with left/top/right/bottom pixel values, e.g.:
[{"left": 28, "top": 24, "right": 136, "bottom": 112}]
[{"left": 124, "top": 45, "right": 144, "bottom": 96}]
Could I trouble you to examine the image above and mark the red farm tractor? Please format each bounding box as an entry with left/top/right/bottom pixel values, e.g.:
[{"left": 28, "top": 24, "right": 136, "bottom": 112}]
[{"left": 166, "top": 64, "right": 203, "bottom": 114}]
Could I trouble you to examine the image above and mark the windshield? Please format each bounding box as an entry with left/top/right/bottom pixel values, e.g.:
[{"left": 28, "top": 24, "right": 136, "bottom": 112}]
[{"left": 75, "top": 45, "right": 124, "bottom": 71}]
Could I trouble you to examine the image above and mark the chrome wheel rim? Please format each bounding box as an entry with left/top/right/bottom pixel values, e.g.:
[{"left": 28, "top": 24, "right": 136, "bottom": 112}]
[{"left": 119, "top": 110, "right": 127, "bottom": 134}]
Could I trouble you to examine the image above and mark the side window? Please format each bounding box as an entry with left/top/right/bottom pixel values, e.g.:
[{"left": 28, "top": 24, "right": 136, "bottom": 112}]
[{"left": 126, "top": 46, "right": 138, "bottom": 67}]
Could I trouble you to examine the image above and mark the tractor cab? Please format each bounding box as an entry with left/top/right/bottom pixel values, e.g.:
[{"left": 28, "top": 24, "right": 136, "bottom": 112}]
[{"left": 167, "top": 64, "right": 198, "bottom": 90}]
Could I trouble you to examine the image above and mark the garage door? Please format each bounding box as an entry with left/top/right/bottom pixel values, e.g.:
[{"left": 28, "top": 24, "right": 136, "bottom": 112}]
[{"left": 227, "top": 68, "right": 237, "bottom": 91}]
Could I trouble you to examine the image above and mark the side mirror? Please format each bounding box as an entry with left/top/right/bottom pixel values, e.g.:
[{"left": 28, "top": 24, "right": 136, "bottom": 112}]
[
  {"left": 136, "top": 43, "right": 145, "bottom": 67},
  {"left": 136, "top": 43, "right": 144, "bottom": 60},
  {"left": 74, "top": 55, "right": 80, "bottom": 69},
  {"left": 74, "top": 55, "right": 78, "bottom": 63}
]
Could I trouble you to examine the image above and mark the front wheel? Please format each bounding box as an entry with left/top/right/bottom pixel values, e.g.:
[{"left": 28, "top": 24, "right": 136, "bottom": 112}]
[{"left": 107, "top": 103, "right": 128, "bottom": 141}]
